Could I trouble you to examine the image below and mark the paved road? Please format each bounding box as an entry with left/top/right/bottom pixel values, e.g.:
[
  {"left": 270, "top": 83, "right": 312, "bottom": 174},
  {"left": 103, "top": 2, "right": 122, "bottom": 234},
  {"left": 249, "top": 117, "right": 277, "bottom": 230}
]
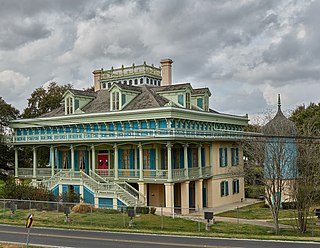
[{"left": 0, "top": 224, "right": 318, "bottom": 248}]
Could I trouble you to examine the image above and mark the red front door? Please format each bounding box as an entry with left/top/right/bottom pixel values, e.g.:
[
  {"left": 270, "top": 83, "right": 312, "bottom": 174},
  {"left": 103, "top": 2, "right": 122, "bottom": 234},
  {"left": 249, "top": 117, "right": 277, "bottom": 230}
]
[{"left": 97, "top": 154, "right": 108, "bottom": 169}]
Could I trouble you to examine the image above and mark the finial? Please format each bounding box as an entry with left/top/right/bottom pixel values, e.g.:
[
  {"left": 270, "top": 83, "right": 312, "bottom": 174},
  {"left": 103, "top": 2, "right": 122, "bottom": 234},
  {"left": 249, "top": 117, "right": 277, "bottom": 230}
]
[{"left": 278, "top": 94, "right": 281, "bottom": 111}]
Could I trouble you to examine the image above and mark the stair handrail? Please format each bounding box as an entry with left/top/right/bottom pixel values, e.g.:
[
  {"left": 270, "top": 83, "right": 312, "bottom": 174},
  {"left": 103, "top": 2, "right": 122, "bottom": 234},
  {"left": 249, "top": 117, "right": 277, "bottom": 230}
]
[
  {"left": 89, "top": 169, "right": 109, "bottom": 183},
  {"left": 115, "top": 181, "right": 146, "bottom": 204}
]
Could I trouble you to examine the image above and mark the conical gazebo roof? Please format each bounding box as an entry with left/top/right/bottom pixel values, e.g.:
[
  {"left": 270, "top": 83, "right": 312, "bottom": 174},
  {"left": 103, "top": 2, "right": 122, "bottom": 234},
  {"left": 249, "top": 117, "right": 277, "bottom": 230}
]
[{"left": 262, "top": 94, "right": 297, "bottom": 136}]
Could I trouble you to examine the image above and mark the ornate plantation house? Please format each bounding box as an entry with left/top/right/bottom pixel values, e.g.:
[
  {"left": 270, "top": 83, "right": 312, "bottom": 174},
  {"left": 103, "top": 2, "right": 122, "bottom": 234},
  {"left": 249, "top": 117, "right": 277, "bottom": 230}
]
[{"left": 10, "top": 59, "right": 248, "bottom": 214}]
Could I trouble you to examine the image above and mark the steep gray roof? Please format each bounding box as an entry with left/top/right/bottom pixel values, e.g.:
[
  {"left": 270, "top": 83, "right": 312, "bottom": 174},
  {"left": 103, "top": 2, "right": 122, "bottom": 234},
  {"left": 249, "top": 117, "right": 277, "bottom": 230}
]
[
  {"left": 40, "top": 106, "right": 65, "bottom": 117},
  {"left": 113, "top": 83, "right": 142, "bottom": 92},
  {"left": 152, "top": 83, "right": 192, "bottom": 92},
  {"left": 123, "top": 85, "right": 169, "bottom": 110},
  {"left": 193, "top": 88, "right": 211, "bottom": 95},
  {"left": 69, "top": 89, "right": 97, "bottom": 98},
  {"left": 82, "top": 90, "right": 110, "bottom": 113}
]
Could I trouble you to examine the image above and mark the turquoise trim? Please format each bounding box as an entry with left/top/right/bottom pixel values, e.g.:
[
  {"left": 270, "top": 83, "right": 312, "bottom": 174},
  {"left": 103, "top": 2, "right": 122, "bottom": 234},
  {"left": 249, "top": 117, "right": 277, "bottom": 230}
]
[
  {"left": 84, "top": 186, "right": 94, "bottom": 204},
  {"left": 99, "top": 198, "right": 113, "bottom": 208},
  {"left": 117, "top": 199, "right": 126, "bottom": 208}
]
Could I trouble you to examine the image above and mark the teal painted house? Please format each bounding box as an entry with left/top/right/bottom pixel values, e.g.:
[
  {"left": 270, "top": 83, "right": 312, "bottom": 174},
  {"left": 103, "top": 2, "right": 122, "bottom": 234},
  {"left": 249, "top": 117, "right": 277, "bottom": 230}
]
[{"left": 10, "top": 59, "right": 249, "bottom": 214}]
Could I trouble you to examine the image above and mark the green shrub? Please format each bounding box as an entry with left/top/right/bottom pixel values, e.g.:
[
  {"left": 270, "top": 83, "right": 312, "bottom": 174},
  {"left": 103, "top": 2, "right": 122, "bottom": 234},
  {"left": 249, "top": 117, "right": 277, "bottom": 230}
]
[{"left": 2, "top": 179, "right": 55, "bottom": 202}]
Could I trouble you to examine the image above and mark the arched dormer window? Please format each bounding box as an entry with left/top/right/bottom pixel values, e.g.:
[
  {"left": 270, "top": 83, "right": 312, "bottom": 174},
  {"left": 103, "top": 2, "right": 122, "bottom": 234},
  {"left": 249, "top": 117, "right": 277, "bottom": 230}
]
[
  {"left": 66, "top": 97, "right": 73, "bottom": 115},
  {"left": 112, "top": 92, "right": 120, "bottom": 110}
]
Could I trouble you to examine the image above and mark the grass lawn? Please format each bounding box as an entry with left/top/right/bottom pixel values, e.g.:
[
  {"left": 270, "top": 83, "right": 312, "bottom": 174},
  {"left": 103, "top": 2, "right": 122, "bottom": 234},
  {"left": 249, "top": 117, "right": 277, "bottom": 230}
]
[
  {"left": 0, "top": 208, "right": 319, "bottom": 242},
  {"left": 216, "top": 202, "right": 295, "bottom": 220}
]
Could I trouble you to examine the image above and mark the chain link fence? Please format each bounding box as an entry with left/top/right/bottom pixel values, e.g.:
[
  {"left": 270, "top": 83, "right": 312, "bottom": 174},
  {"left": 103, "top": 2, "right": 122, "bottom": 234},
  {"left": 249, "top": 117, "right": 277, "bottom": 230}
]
[{"left": 0, "top": 198, "right": 319, "bottom": 237}]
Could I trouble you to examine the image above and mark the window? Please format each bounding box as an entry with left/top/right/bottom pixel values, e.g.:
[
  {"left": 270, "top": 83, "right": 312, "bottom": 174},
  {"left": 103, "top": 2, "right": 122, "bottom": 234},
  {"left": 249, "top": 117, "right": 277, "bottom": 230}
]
[
  {"left": 150, "top": 79, "right": 153, "bottom": 85},
  {"left": 108, "top": 82, "right": 112, "bottom": 88},
  {"left": 197, "top": 98, "right": 203, "bottom": 109},
  {"left": 66, "top": 97, "right": 73, "bottom": 115},
  {"left": 232, "top": 179, "right": 240, "bottom": 194},
  {"left": 79, "top": 150, "right": 85, "bottom": 171},
  {"left": 178, "top": 94, "right": 184, "bottom": 106},
  {"left": 122, "top": 93, "right": 126, "bottom": 106},
  {"left": 62, "top": 151, "right": 69, "bottom": 169},
  {"left": 231, "top": 147, "right": 239, "bottom": 166},
  {"left": 140, "top": 78, "right": 143, "bottom": 84},
  {"left": 134, "top": 79, "right": 138, "bottom": 85},
  {"left": 129, "top": 80, "right": 132, "bottom": 85},
  {"left": 186, "top": 93, "right": 191, "bottom": 109},
  {"left": 122, "top": 149, "right": 130, "bottom": 169},
  {"left": 219, "top": 147, "right": 228, "bottom": 167},
  {"left": 143, "top": 149, "right": 150, "bottom": 169},
  {"left": 123, "top": 80, "right": 127, "bottom": 85},
  {"left": 192, "top": 148, "right": 198, "bottom": 167},
  {"left": 102, "top": 83, "right": 106, "bottom": 89},
  {"left": 112, "top": 92, "right": 120, "bottom": 110},
  {"left": 220, "top": 181, "right": 229, "bottom": 197},
  {"left": 75, "top": 99, "right": 79, "bottom": 110},
  {"left": 146, "top": 78, "right": 149, "bottom": 84}
]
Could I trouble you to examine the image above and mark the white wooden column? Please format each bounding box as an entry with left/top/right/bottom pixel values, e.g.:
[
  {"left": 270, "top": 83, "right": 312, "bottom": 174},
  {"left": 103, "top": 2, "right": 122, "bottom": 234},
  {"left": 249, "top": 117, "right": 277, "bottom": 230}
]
[
  {"left": 32, "top": 146, "right": 37, "bottom": 178},
  {"left": 91, "top": 145, "right": 96, "bottom": 173},
  {"left": 165, "top": 182, "right": 174, "bottom": 214},
  {"left": 139, "top": 143, "right": 143, "bottom": 181},
  {"left": 167, "top": 142, "right": 173, "bottom": 182},
  {"left": 14, "top": 147, "right": 18, "bottom": 178},
  {"left": 70, "top": 145, "right": 75, "bottom": 172},
  {"left": 183, "top": 144, "right": 189, "bottom": 179},
  {"left": 114, "top": 144, "right": 119, "bottom": 180},
  {"left": 198, "top": 144, "right": 202, "bottom": 178},
  {"left": 195, "top": 179, "right": 203, "bottom": 210},
  {"left": 50, "top": 146, "right": 55, "bottom": 176},
  {"left": 181, "top": 181, "right": 190, "bottom": 215}
]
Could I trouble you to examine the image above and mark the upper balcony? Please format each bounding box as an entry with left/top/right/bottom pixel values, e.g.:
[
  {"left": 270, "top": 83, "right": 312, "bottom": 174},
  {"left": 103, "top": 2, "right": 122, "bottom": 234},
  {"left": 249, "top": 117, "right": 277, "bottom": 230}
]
[{"left": 10, "top": 128, "right": 245, "bottom": 145}]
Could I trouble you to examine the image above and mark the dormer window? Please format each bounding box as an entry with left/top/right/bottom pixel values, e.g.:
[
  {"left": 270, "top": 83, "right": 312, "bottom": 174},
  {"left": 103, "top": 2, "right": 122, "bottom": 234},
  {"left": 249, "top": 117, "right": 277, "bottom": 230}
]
[
  {"left": 122, "top": 93, "right": 126, "bottom": 105},
  {"left": 66, "top": 97, "right": 73, "bottom": 114},
  {"left": 178, "top": 94, "right": 184, "bottom": 106},
  {"left": 112, "top": 92, "right": 120, "bottom": 110},
  {"left": 197, "top": 98, "right": 203, "bottom": 109}
]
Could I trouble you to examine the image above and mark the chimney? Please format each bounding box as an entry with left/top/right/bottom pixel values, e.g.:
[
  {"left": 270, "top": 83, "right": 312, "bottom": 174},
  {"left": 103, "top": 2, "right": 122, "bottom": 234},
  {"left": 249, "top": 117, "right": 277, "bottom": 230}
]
[
  {"left": 160, "top": 58, "right": 173, "bottom": 86},
  {"left": 92, "top": 69, "right": 103, "bottom": 92}
]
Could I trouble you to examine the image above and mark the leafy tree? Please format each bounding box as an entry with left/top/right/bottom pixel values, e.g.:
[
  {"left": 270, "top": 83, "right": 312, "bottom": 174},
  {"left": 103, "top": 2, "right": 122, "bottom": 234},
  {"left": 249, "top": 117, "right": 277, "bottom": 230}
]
[
  {"left": 21, "top": 82, "right": 72, "bottom": 167},
  {"left": 22, "top": 82, "right": 72, "bottom": 118},
  {"left": 0, "top": 98, "right": 19, "bottom": 178},
  {"left": 290, "top": 102, "right": 320, "bottom": 131}
]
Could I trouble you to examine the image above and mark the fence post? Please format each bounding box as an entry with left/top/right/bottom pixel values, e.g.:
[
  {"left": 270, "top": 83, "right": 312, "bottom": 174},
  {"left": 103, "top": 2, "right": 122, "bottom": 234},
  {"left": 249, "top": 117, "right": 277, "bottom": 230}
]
[
  {"left": 161, "top": 205, "right": 163, "bottom": 230},
  {"left": 3, "top": 200, "right": 5, "bottom": 218},
  {"left": 29, "top": 200, "right": 31, "bottom": 210},
  {"left": 90, "top": 204, "right": 93, "bottom": 225},
  {"left": 198, "top": 205, "right": 201, "bottom": 232},
  {"left": 312, "top": 209, "right": 314, "bottom": 237}
]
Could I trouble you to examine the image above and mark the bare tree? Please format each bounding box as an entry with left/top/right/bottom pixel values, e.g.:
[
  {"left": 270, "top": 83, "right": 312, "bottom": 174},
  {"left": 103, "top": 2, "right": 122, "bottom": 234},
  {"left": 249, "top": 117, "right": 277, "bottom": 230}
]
[{"left": 292, "top": 117, "right": 320, "bottom": 233}]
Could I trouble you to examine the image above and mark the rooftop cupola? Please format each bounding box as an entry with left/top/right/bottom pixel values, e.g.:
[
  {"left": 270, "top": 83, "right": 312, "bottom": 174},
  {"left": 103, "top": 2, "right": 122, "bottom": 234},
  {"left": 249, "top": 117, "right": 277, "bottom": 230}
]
[{"left": 262, "top": 94, "right": 297, "bottom": 136}]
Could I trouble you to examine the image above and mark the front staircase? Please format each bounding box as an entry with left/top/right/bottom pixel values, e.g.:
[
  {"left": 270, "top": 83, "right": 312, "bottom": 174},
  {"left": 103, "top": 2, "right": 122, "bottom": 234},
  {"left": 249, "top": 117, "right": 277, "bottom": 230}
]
[{"left": 36, "top": 170, "right": 146, "bottom": 207}]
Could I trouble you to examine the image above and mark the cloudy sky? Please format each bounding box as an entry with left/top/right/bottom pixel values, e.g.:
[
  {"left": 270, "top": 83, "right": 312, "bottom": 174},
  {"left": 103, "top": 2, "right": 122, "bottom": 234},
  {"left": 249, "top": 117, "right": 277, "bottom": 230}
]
[{"left": 0, "top": 0, "right": 319, "bottom": 120}]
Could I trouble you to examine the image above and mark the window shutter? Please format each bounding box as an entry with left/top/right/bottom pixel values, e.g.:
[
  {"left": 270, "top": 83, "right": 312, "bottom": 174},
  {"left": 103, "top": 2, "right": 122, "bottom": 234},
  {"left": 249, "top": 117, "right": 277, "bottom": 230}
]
[
  {"left": 231, "top": 148, "right": 235, "bottom": 166},
  {"left": 225, "top": 181, "right": 229, "bottom": 196},
  {"left": 118, "top": 149, "right": 122, "bottom": 169},
  {"left": 220, "top": 182, "right": 224, "bottom": 197},
  {"left": 237, "top": 179, "right": 240, "bottom": 193},
  {"left": 150, "top": 149, "right": 155, "bottom": 170},
  {"left": 236, "top": 148, "right": 239, "bottom": 165},
  {"left": 219, "top": 148, "right": 223, "bottom": 167},
  {"left": 224, "top": 148, "right": 228, "bottom": 166}
]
